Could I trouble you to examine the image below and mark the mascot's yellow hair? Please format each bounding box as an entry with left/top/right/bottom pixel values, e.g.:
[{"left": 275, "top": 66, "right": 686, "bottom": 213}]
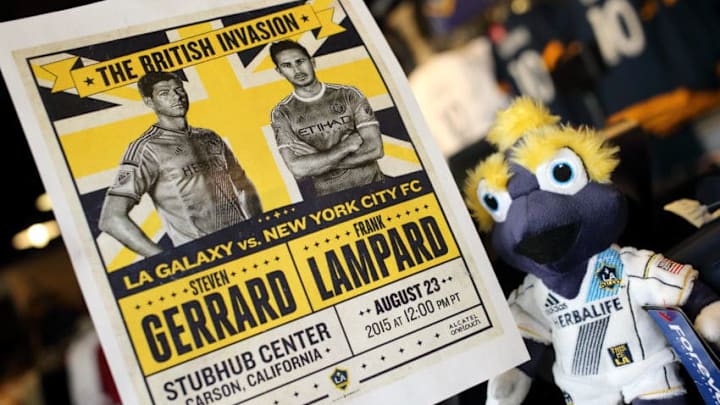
[
  {"left": 487, "top": 96, "right": 560, "bottom": 151},
  {"left": 463, "top": 97, "right": 621, "bottom": 232},
  {"left": 463, "top": 153, "right": 510, "bottom": 232},
  {"left": 513, "top": 125, "right": 620, "bottom": 183}
]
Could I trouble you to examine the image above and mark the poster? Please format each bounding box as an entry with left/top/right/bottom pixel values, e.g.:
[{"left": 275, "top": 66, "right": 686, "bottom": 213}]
[{"left": 0, "top": 0, "right": 528, "bottom": 403}]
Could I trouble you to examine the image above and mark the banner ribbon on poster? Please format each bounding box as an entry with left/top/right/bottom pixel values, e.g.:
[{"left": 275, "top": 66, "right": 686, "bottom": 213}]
[{"left": 40, "top": 4, "right": 344, "bottom": 97}]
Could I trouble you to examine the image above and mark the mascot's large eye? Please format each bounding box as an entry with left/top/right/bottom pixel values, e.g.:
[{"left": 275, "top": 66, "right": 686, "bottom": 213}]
[
  {"left": 476, "top": 180, "right": 512, "bottom": 222},
  {"left": 536, "top": 148, "right": 588, "bottom": 195}
]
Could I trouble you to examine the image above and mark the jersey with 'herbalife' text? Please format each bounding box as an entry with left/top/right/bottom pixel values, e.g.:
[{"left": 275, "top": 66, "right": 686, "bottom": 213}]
[
  {"left": 107, "top": 125, "right": 254, "bottom": 246},
  {"left": 509, "top": 246, "right": 697, "bottom": 388}
]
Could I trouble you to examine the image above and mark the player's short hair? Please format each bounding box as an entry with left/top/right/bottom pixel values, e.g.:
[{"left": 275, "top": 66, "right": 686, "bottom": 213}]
[
  {"left": 137, "top": 71, "right": 182, "bottom": 98},
  {"left": 269, "top": 40, "right": 311, "bottom": 65}
]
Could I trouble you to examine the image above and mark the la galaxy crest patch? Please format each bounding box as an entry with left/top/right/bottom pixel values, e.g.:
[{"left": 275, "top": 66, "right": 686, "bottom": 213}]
[
  {"left": 597, "top": 265, "right": 621, "bottom": 290},
  {"left": 588, "top": 248, "right": 624, "bottom": 301},
  {"left": 330, "top": 368, "right": 349, "bottom": 390}
]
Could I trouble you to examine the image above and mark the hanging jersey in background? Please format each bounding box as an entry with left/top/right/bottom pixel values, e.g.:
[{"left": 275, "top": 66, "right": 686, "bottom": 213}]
[
  {"left": 489, "top": 3, "right": 601, "bottom": 128},
  {"left": 561, "top": 0, "right": 720, "bottom": 192},
  {"left": 409, "top": 37, "right": 509, "bottom": 157}
]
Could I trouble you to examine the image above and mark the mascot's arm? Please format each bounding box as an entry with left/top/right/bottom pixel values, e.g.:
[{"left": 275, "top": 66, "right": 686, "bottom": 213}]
[
  {"left": 684, "top": 279, "right": 720, "bottom": 346},
  {"left": 487, "top": 338, "right": 549, "bottom": 405},
  {"left": 487, "top": 367, "right": 532, "bottom": 405},
  {"left": 629, "top": 248, "right": 720, "bottom": 347},
  {"left": 487, "top": 279, "right": 552, "bottom": 405}
]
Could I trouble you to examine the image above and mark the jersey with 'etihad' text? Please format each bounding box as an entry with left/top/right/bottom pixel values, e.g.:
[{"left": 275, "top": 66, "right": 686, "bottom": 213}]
[{"left": 271, "top": 83, "right": 384, "bottom": 196}]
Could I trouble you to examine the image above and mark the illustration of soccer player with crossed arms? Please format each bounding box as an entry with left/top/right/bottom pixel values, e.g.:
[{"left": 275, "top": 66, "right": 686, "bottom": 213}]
[
  {"left": 99, "top": 71, "right": 262, "bottom": 258},
  {"left": 269, "top": 39, "right": 386, "bottom": 197}
]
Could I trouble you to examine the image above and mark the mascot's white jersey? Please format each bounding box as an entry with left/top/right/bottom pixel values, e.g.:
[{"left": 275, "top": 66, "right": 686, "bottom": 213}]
[{"left": 509, "top": 245, "right": 697, "bottom": 397}]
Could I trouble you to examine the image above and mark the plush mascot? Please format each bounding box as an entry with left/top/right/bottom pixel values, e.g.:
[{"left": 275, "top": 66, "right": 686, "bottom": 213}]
[{"left": 463, "top": 97, "right": 720, "bottom": 404}]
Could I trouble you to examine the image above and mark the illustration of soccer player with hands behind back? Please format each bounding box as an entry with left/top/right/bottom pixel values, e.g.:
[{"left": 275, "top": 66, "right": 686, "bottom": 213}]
[
  {"left": 270, "top": 39, "right": 386, "bottom": 197},
  {"left": 99, "top": 71, "right": 262, "bottom": 258}
]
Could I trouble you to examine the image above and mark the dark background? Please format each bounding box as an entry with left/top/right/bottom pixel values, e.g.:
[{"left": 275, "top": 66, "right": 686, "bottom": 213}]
[
  {"left": 1, "top": 0, "right": 107, "bottom": 268},
  {"left": 0, "top": 72, "right": 47, "bottom": 268}
]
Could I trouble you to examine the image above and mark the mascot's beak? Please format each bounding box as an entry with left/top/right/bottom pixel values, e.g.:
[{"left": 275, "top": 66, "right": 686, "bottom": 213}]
[{"left": 513, "top": 222, "right": 580, "bottom": 265}]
